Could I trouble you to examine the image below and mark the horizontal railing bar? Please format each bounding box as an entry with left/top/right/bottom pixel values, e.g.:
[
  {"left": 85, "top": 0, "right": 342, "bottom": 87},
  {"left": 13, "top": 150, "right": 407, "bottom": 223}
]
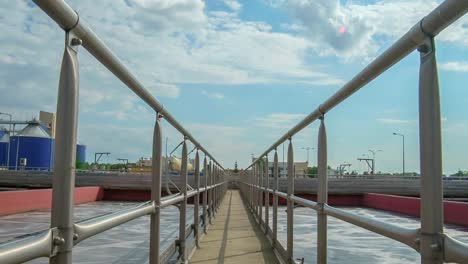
[
  {"left": 443, "top": 234, "right": 468, "bottom": 263},
  {"left": 74, "top": 201, "right": 155, "bottom": 244},
  {"left": 323, "top": 205, "right": 419, "bottom": 250},
  {"left": 32, "top": 0, "right": 223, "bottom": 169},
  {"left": 161, "top": 194, "right": 185, "bottom": 208},
  {"left": 291, "top": 195, "right": 319, "bottom": 210},
  {"left": 0, "top": 228, "right": 53, "bottom": 264},
  {"left": 247, "top": 0, "right": 468, "bottom": 169}
]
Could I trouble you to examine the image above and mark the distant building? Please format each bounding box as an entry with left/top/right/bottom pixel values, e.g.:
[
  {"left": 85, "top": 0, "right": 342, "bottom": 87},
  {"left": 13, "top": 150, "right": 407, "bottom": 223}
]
[{"left": 251, "top": 157, "right": 308, "bottom": 178}]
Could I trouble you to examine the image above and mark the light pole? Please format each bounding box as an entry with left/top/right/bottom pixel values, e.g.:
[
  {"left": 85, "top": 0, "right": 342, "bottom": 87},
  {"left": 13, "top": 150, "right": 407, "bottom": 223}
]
[
  {"left": 301, "top": 147, "right": 314, "bottom": 167},
  {"left": 0, "top": 112, "right": 12, "bottom": 169},
  {"left": 368, "top": 149, "right": 382, "bottom": 174},
  {"left": 393, "top": 133, "right": 405, "bottom": 175}
]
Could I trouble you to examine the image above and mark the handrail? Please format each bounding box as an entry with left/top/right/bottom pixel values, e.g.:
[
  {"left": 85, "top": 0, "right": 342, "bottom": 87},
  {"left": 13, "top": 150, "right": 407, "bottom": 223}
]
[
  {"left": 247, "top": 0, "right": 468, "bottom": 170},
  {"left": 238, "top": 1, "right": 468, "bottom": 263},
  {"left": 0, "top": 182, "right": 227, "bottom": 263},
  {"left": 31, "top": 0, "right": 223, "bottom": 169},
  {"left": 0, "top": 229, "right": 53, "bottom": 264}
]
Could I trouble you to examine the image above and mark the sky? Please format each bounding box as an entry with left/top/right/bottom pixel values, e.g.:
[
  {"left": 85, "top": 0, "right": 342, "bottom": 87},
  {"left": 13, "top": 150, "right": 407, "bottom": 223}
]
[{"left": 0, "top": 0, "right": 468, "bottom": 175}]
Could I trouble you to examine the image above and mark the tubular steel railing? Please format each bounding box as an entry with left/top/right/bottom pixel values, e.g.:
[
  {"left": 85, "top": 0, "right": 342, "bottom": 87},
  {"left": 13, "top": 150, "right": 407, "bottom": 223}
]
[
  {"left": 238, "top": 1, "right": 468, "bottom": 264},
  {"left": 0, "top": 0, "right": 228, "bottom": 263}
]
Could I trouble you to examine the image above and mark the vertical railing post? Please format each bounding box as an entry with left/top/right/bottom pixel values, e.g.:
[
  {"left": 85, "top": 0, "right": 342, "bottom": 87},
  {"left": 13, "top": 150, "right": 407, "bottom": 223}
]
[
  {"left": 264, "top": 154, "right": 270, "bottom": 233},
  {"left": 249, "top": 167, "right": 253, "bottom": 209},
  {"left": 50, "top": 32, "right": 80, "bottom": 264},
  {"left": 194, "top": 150, "right": 200, "bottom": 247},
  {"left": 178, "top": 139, "right": 188, "bottom": 263},
  {"left": 317, "top": 116, "right": 328, "bottom": 264},
  {"left": 418, "top": 36, "right": 443, "bottom": 264},
  {"left": 150, "top": 115, "right": 163, "bottom": 264},
  {"left": 254, "top": 163, "right": 259, "bottom": 216},
  {"left": 273, "top": 150, "right": 279, "bottom": 247},
  {"left": 203, "top": 156, "right": 208, "bottom": 234},
  {"left": 208, "top": 160, "right": 213, "bottom": 224},
  {"left": 214, "top": 166, "right": 218, "bottom": 214},
  {"left": 287, "top": 139, "right": 294, "bottom": 263},
  {"left": 259, "top": 161, "right": 263, "bottom": 224}
]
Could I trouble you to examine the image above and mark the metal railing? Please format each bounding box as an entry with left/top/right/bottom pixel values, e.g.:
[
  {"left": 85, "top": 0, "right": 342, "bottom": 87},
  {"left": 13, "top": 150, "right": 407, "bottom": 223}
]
[
  {"left": 0, "top": 0, "right": 228, "bottom": 263},
  {"left": 238, "top": 1, "right": 468, "bottom": 263}
]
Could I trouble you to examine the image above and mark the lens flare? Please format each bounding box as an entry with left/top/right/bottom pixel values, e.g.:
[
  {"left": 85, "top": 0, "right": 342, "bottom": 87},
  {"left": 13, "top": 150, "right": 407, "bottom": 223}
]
[{"left": 338, "top": 26, "right": 347, "bottom": 34}]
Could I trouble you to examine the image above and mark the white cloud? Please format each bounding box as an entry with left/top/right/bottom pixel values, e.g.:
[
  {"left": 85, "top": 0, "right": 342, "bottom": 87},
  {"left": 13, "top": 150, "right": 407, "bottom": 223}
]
[
  {"left": 279, "top": 0, "right": 468, "bottom": 60},
  {"left": 440, "top": 61, "right": 468, "bottom": 72},
  {"left": 254, "top": 113, "right": 306, "bottom": 129},
  {"left": 224, "top": 0, "right": 242, "bottom": 11},
  {"left": 201, "top": 90, "right": 225, "bottom": 100},
  {"left": 376, "top": 118, "right": 414, "bottom": 124}
]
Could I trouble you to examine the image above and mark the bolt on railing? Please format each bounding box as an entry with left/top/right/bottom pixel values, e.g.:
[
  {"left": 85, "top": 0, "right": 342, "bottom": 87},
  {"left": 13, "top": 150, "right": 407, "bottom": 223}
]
[
  {"left": 238, "top": 1, "right": 468, "bottom": 264},
  {"left": 0, "top": 0, "right": 228, "bottom": 263}
]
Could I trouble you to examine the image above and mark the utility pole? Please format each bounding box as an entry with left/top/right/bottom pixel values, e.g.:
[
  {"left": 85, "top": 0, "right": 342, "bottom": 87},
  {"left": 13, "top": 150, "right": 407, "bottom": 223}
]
[
  {"left": 358, "top": 155, "right": 374, "bottom": 175},
  {"left": 94, "top": 152, "right": 110, "bottom": 164},
  {"left": 368, "top": 149, "right": 382, "bottom": 174},
  {"left": 301, "top": 147, "right": 314, "bottom": 167}
]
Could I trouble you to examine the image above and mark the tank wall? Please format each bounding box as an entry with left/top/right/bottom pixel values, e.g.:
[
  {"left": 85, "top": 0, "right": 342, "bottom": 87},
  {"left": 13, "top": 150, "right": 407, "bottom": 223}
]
[
  {"left": 8, "top": 136, "right": 54, "bottom": 170},
  {"left": 77, "top": 144, "right": 86, "bottom": 164},
  {"left": 0, "top": 142, "right": 7, "bottom": 167}
]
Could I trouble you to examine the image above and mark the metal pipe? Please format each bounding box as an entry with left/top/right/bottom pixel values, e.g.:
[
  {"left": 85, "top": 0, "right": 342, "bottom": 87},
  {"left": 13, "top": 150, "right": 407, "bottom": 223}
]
[
  {"left": 50, "top": 32, "right": 80, "bottom": 264},
  {"left": 418, "top": 37, "right": 443, "bottom": 263},
  {"left": 178, "top": 140, "right": 188, "bottom": 262},
  {"left": 291, "top": 195, "right": 319, "bottom": 210},
  {"left": 31, "top": 0, "right": 224, "bottom": 170},
  {"left": 287, "top": 139, "right": 294, "bottom": 263},
  {"left": 443, "top": 234, "right": 468, "bottom": 263},
  {"left": 160, "top": 194, "right": 184, "bottom": 208},
  {"left": 74, "top": 202, "right": 155, "bottom": 244},
  {"left": 194, "top": 150, "right": 200, "bottom": 246},
  {"left": 150, "top": 115, "right": 163, "bottom": 264},
  {"left": 245, "top": 0, "right": 468, "bottom": 171},
  {"left": 317, "top": 117, "right": 328, "bottom": 264},
  {"left": 323, "top": 205, "right": 419, "bottom": 250},
  {"left": 0, "top": 229, "right": 53, "bottom": 264}
]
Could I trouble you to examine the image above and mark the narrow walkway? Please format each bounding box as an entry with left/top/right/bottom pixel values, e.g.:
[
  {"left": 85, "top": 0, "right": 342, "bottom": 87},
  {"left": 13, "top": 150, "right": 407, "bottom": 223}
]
[{"left": 190, "top": 190, "right": 279, "bottom": 264}]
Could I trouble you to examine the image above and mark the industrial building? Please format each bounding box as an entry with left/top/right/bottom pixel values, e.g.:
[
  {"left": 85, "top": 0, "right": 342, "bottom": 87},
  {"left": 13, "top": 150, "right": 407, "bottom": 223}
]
[{"left": 0, "top": 111, "right": 86, "bottom": 170}]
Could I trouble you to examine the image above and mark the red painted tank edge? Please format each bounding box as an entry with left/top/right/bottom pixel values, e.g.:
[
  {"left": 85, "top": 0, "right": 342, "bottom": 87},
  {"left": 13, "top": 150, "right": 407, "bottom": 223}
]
[
  {"left": 363, "top": 193, "right": 468, "bottom": 227},
  {"left": 2, "top": 188, "right": 467, "bottom": 227},
  {"left": 0, "top": 186, "right": 104, "bottom": 216}
]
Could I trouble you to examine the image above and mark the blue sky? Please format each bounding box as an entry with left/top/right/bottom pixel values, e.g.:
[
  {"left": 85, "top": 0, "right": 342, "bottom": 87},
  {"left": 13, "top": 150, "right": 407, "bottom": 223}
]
[{"left": 1, "top": 0, "right": 468, "bottom": 174}]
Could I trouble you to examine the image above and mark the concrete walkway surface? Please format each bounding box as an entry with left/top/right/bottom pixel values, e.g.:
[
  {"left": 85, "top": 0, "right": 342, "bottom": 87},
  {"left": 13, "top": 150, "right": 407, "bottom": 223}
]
[{"left": 189, "top": 190, "right": 279, "bottom": 264}]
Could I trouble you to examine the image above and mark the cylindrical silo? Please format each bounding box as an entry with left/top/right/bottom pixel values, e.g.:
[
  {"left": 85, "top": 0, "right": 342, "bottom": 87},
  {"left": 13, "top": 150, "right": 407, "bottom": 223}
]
[
  {"left": 76, "top": 142, "right": 86, "bottom": 164},
  {"left": 8, "top": 123, "right": 54, "bottom": 170},
  {"left": 0, "top": 133, "right": 9, "bottom": 167}
]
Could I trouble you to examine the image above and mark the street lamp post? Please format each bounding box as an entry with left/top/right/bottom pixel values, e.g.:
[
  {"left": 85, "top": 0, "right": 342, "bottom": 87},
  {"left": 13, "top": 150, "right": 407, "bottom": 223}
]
[
  {"left": 0, "top": 112, "right": 12, "bottom": 169},
  {"left": 393, "top": 133, "right": 405, "bottom": 175},
  {"left": 301, "top": 147, "right": 314, "bottom": 167},
  {"left": 368, "top": 149, "right": 382, "bottom": 174}
]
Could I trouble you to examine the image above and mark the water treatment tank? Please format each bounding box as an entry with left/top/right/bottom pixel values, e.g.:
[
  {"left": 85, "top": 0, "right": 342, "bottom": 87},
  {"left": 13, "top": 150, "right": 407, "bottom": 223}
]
[
  {"left": 0, "top": 133, "right": 9, "bottom": 167},
  {"left": 77, "top": 142, "right": 86, "bottom": 164},
  {"left": 8, "top": 124, "right": 54, "bottom": 170}
]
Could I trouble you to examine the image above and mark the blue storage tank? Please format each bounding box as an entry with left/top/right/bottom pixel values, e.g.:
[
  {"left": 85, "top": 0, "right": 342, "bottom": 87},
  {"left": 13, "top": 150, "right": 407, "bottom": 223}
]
[
  {"left": 8, "top": 124, "right": 54, "bottom": 170},
  {"left": 77, "top": 142, "right": 86, "bottom": 164},
  {"left": 0, "top": 133, "right": 9, "bottom": 167}
]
